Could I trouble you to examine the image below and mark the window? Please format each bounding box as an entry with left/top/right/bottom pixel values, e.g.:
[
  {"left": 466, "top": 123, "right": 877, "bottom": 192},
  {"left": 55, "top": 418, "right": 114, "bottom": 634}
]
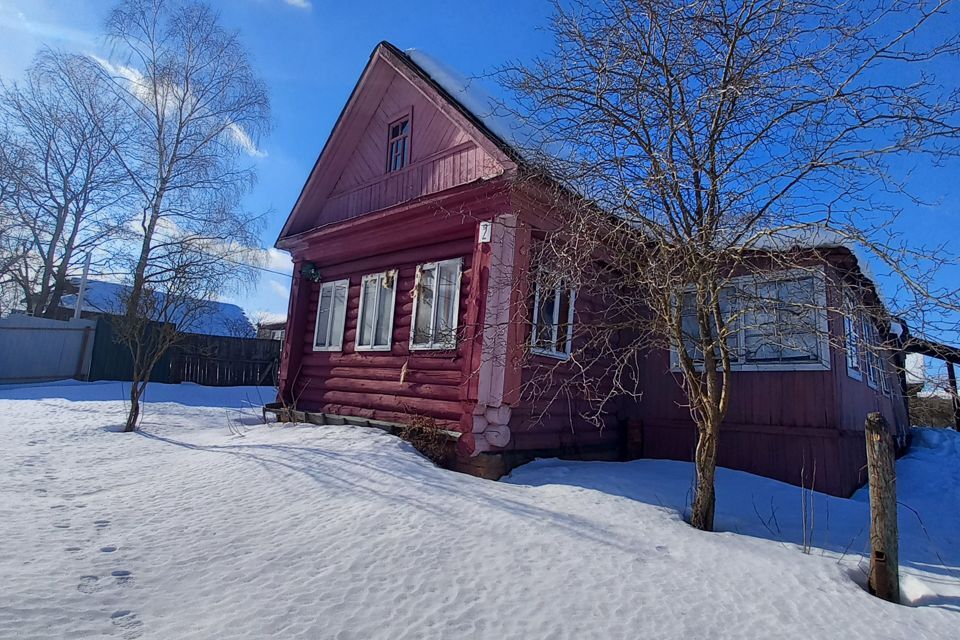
[
  {"left": 741, "top": 276, "right": 821, "bottom": 365},
  {"left": 313, "top": 279, "right": 349, "bottom": 351},
  {"left": 411, "top": 258, "right": 462, "bottom": 350},
  {"left": 356, "top": 271, "right": 397, "bottom": 351},
  {"left": 386, "top": 116, "right": 410, "bottom": 172},
  {"left": 670, "top": 269, "right": 829, "bottom": 372},
  {"left": 863, "top": 317, "right": 882, "bottom": 390},
  {"left": 679, "top": 287, "right": 739, "bottom": 363},
  {"left": 531, "top": 281, "right": 576, "bottom": 358},
  {"left": 843, "top": 290, "right": 863, "bottom": 380}
]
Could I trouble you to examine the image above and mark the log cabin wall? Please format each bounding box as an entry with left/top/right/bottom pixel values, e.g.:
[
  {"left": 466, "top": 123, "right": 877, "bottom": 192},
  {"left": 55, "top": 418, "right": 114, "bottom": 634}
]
[{"left": 283, "top": 186, "right": 513, "bottom": 434}]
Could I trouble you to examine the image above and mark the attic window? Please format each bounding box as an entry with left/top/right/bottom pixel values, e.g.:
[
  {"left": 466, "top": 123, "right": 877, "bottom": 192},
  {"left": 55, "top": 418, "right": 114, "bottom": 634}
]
[{"left": 387, "top": 116, "right": 410, "bottom": 172}]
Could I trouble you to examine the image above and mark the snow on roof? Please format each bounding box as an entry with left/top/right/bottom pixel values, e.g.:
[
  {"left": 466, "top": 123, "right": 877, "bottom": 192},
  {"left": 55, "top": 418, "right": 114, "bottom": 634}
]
[
  {"left": 60, "top": 280, "right": 255, "bottom": 338},
  {"left": 905, "top": 352, "right": 926, "bottom": 384},
  {"left": 405, "top": 48, "right": 548, "bottom": 161},
  {"left": 749, "top": 225, "right": 880, "bottom": 286}
]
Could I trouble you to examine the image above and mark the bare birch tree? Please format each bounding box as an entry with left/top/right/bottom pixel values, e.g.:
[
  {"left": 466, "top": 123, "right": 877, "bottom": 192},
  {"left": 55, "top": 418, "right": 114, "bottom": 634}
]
[
  {"left": 0, "top": 51, "right": 131, "bottom": 316},
  {"left": 503, "top": 0, "right": 960, "bottom": 530},
  {"left": 71, "top": 0, "right": 269, "bottom": 431}
]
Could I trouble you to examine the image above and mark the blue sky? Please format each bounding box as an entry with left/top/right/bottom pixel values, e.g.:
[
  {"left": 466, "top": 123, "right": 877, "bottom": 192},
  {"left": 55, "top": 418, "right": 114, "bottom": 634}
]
[
  {"left": 1, "top": 0, "right": 958, "bottom": 333},
  {"left": 0, "top": 0, "right": 555, "bottom": 321}
]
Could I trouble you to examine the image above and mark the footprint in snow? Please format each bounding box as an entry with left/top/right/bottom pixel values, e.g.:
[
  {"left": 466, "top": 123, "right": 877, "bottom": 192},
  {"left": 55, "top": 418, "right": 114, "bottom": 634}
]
[
  {"left": 110, "top": 610, "right": 144, "bottom": 639},
  {"left": 100, "top": 546, "right": 117, "bottom": 553},
  {"left": 112, "top": 570, "right": 134, "bottom": 586},
  {"left": 94, "top": 519, "right": 110, "bottom": 529},
  {"left": 53, "top": 523, "right": 70, "bottom": 529},
  {"left": 65, "top": 547, "right": 82, "bottom": 553},
  {"left": 77, "top": 575, "right": 101, "bottom": 594}
]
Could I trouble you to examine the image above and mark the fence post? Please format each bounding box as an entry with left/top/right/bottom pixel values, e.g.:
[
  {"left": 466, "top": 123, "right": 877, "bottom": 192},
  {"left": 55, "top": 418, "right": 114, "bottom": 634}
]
[
  {"left": 74, "top": 325, "right": 93, "bottom": 380},
  {"left": 864, "top": 412, "right": 900, "bottom": 604}
]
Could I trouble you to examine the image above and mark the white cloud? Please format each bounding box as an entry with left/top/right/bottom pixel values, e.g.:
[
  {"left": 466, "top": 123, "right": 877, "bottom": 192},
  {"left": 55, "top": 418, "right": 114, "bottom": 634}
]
[
  {"left": 269, "top": 279, "right": 290, "bottom": 299},
  {"left": 228, "top": 123, "right": 268, "bottom": 158},
  {"left": 263, "top": 248, "right": 293, "bottom": 274},
  {"left": 249, "top": 309, "right": 286, "bottom": 324},
  {"left": 284, "top": 0, "right": 312, "bottom": 10},
  {"left": 91, "top": 55, "right": 266, "bottom": 160}
]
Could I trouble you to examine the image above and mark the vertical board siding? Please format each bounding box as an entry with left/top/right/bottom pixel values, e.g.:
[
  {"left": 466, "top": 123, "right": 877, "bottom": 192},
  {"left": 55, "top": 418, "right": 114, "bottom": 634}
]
[
  {"left": 321, "top": 143, "right": 497, "bottom": 226},
  {"left": 635, "top": 276, "right": 907, "bottom": 497},
  {"left": 507, "top": 288, "right": 628, "bottom": 454},
  {"left": 317, "top": 69, "right": 502, "bottom": 228}
]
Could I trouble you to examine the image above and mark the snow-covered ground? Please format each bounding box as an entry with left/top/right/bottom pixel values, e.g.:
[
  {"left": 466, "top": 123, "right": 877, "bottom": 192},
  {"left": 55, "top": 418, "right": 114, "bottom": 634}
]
[{"left": 1, "top": 380, "right": 957, "bottom": 639}]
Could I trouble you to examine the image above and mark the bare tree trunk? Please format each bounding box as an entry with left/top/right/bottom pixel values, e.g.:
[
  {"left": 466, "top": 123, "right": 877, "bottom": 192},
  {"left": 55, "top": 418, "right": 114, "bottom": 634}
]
[
  {"left": 124, "top": 381, "right": 141, "bottom": 432},
  {"left": 864, "top": 412, "right": 899, "bottom": 603},
  {"left": 691, "top": 423, "right": 718, "bottom": 531}
]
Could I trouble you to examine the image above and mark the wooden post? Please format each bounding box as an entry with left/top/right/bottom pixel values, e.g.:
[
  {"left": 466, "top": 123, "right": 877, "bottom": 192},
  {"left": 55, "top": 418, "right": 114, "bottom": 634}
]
[
  {"left": 864, "top": 412, "right": 900, "bottom": 604},
  {"left": 947, "top": 362, "right": 960, "bottom": 431}
]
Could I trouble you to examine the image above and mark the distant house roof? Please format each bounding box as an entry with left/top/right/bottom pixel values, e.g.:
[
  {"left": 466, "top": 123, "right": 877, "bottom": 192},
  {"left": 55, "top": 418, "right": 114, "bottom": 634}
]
[{"left": 59, "top": 280, "right": 255, "bottom": 338}]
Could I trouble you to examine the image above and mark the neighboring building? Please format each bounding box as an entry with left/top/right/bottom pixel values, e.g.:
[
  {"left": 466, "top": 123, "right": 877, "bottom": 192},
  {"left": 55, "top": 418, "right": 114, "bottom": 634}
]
[
  {"left": 257, "top": 320, "right": 286, "bottom": 341},
  {"left": 58, "top": 279, "right": 255, "bottom": 338},
  {"left": 273, "top": 41, "right": 907, "bottom": 496}
]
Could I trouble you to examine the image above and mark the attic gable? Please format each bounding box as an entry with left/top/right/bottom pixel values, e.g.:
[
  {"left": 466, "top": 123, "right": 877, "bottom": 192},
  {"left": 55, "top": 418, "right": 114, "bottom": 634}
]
[{"left": 278, "top": 42, "right": 517, "bottom": 244}]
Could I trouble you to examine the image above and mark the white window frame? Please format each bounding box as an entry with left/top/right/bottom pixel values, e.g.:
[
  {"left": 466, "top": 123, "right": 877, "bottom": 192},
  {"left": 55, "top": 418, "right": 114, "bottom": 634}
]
[
  {"left": 670, "top": 268, "right": 830, "bottom": 372},
  {"left": 355, "top": 270, "right": 397, "bottom": 352},
  {"left": 409, "top": 258, "right": 463, "bottom": 351},
  {"left": 843, "top": 289, "right": 863, "bottom": 381},
  {"left": 313, "top": 278, "right": 350, "bottom": 352},
  {"left": 531, "top": 281, "right": 576, "bottom": 360},
  {"left": 676, "top": 286, "right": 741, "bottom": 366}
]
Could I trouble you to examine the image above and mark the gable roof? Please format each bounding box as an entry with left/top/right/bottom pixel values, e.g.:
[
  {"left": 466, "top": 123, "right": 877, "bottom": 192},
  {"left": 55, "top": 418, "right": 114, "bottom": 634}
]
[
  {"left": 276, "top": 41, "right": 521, "bottom": 246},
  {"left": 60, "top": 280, "right": 255, "bottom": 338}
]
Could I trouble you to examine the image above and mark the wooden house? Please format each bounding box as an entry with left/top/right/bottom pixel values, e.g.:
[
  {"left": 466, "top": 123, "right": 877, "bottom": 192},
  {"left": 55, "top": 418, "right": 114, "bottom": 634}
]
[{"left": 274, "top": 42, "right": 907, "bottom": 497}]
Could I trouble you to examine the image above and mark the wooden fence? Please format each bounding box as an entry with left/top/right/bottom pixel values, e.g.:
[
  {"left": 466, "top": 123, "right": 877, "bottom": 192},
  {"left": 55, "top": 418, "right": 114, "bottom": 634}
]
[
  {"left": 89, "top": 317, "right": 280, "bottom": 387},
  {"left": 168, "top": 333, "right": 279, "bottom": 387}
]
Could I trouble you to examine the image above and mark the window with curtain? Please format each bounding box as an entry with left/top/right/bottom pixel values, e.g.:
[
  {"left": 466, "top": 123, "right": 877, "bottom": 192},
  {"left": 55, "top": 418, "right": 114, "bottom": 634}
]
[
  {"left": 356, "top": 271, "right": 397, "bottom": 350},
  {"left": 411, "top": 258, "right": 462, "bottom": 349},
  {"left": 313, "top": 279, "right": 349, "bottom": 351},
  {"left": 531, "top": 280, "right": 576, "bottom": 358}
]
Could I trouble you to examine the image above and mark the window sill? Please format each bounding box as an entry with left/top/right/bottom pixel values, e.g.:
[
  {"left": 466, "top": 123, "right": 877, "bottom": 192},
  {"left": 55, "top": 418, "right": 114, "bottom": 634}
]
[
  {"left": 410, "top": 343, "right": 457, "bottom": 352},
  {"left": 313, "top": 345, "right": 343, "bottom": 353},
  {"left": 847, "top": 367, "right": 863, "bottom": 382},
  {"left": 670, "top": 361, "right": 830, "bottom": 373},
  {"left": 532, "top": 348, "right": 572, "bottom": 361},
  {"left": 355, "top": 345, "right": 392, "bottom": 352}
]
